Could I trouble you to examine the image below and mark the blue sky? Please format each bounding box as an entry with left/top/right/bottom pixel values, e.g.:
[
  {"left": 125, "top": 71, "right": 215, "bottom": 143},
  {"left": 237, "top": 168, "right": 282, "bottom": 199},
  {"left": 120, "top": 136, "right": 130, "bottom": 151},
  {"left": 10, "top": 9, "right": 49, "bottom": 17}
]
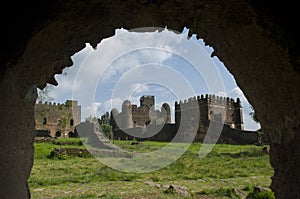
[{"left": 42, "top": 27, "right": 260, "bottom": 131}]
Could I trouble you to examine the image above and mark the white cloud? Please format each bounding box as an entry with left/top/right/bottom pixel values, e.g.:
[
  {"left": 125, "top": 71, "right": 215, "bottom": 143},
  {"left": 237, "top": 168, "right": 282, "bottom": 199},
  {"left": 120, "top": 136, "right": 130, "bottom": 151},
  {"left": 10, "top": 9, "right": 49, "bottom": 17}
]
[
  {"left": 82, "top": 102, "right": 102, "bottom": 120},
  {"left": 46, "top": 28, "right": 260, "bottom": 131},
  {"left": 217, "top": 91, "right": 227, "bottom": 97},
  {"left": 67, "top": 28, "right": 191, "bottom": 108},
  {"left": 130, "top": 83, "right": 149, "bottom": 94},
  {"left": 99, "top": 98, "right": 124, "bottom": 114}
]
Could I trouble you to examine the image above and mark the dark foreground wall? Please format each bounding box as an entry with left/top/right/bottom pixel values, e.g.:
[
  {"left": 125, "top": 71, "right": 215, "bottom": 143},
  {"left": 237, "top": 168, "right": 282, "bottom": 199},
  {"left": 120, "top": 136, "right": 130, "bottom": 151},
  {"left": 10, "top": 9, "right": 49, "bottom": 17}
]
[{"left": 1, "top": 1, "right": 300, "bottom": 198}]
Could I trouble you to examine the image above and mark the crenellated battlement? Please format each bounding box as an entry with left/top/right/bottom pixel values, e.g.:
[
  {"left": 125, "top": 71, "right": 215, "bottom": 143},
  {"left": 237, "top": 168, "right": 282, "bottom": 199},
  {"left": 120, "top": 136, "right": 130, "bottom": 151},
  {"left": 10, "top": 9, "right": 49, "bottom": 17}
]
[
  {"left": 111, "top": 94, "right": 244, "bottom": 131},
  {"left": 37, "top": 100, "right": 80, "bottom": 108},
  {"left": 175, "top": 94, "right": 241, "bottom": 108},
  {"left": 174, "top": 94, "right": 243, "bottom": 130}
]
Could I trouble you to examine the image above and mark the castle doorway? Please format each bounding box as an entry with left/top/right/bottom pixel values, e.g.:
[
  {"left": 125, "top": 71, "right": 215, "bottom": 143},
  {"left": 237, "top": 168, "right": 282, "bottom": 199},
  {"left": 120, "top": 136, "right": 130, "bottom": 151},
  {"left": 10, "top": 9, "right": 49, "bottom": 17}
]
[
  {"left": 68, "top": 131, "right": 75, "bottom": 137},
  {"left": 55, "top": 131, "right": 61, "bottom": 138}
]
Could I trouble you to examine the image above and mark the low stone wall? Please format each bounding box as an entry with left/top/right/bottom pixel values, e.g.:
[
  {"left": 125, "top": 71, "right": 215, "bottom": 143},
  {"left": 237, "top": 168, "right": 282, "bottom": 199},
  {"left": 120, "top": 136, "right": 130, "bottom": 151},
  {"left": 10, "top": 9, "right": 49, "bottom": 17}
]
[
  {"left": 113, "top": 123, "right": 259, "bottom": 145},
  {"left": 113, "top": 124, "right": 177, "bottom": 142},
  {"left": 218, "top": 125, "right": 259, "bottom": 145}
]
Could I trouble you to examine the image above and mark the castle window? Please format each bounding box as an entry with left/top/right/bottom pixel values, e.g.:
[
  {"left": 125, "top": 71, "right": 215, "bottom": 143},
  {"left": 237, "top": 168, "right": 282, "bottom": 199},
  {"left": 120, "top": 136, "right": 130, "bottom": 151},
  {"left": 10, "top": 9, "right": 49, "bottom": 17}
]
[
  {"left": 43, "top": 118, "right": 47, "bottom": 125},
  {"left": 57, "top": 119, "right": 62, "bottom": 125},
  {"left": 70, "top": 119, "right": 74, "bottom": 126}
]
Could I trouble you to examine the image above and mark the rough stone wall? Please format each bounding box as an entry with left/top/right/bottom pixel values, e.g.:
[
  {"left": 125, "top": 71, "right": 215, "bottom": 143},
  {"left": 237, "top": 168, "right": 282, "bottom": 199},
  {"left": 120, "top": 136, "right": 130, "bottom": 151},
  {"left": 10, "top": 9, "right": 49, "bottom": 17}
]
[
  {"left": 113, "top": 95, "right": 249, "bottom": 143},
  {"left": 34, "top": 100, "right": 81, "bottom": 137},
  {"left": 112, "top": 96, "right": 171, "bottom": 128},
  {"left": 132, "top": 105, "right": 151, "bottom": 126},
  {"left": 1, "top": 0, "right": 300, "bottom": 198},
  {"left": 113, "top": 122, "right": 258, "bottom": 145},
  {"left": 175, "top": 95, "right": 243, "bottom": 129},
  {"left": 140, "top": 95, "right": 154, "bottom": 108}
]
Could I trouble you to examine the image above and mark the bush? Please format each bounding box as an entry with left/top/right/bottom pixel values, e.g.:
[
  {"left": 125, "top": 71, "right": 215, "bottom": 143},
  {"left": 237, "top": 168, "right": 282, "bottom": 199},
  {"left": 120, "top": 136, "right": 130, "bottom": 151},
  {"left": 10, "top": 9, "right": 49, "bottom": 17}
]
[
  {"left": 100, "top": 124, "right": 112, "bottom": 139},
  {"left": 246, "top": 188, "right": 274, "bottom": 199},
  {"left": 52, "top": 138, "right": 83, "bottom": 146},
  {"left": 217, "top": 188, "right": 240, "bottom": 198}
]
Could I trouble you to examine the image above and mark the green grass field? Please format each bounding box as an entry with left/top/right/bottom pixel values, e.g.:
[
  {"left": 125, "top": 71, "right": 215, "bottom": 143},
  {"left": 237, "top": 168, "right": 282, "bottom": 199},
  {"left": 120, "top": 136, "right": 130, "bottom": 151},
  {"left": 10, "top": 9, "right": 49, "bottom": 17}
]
[{"left": 29, "top": 138, "right": 274, "bottom": 198}]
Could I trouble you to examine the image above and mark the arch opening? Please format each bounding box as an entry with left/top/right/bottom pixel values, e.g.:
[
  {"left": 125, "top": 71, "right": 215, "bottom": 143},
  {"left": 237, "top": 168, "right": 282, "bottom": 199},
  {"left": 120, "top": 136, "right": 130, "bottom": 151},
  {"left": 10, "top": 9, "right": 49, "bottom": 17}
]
[
  {"left": 55, "top": 131, "right": 61, "bottom": 138},
  {"left": 2, "top": 2, "right": 299, "bottom": 198},
  {"left": 29, "top": 26, "right": 274, "bottom": 197}
]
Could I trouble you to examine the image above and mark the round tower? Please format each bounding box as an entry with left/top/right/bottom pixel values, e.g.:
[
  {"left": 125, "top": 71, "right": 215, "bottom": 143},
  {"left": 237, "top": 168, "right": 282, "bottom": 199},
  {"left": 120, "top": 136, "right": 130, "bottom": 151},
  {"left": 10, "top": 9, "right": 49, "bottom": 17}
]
[
  {"left": 110, "top": 108, "right": 119, "bottom": 130},
  {"left": 162, "top": 103, "right": 171, "bottom": 124},
  {"left": 120, "top": 100, "right": 133, "bottom": 129}
]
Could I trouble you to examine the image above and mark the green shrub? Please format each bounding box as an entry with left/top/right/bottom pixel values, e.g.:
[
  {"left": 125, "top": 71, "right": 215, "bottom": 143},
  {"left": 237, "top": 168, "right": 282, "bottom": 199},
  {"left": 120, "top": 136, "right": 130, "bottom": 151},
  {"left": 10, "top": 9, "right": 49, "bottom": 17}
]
[
  {"left": 163, "top": 188, "right": 174, "bottom": 195},
  {"left": 53, "top": 138, "right": 83, "bottom": 146},
  {"left": 242, "top": 186, "right": 251, "bottom": 191},
  {"left": 151, "top": 176, "right": 160, "bottom": 182},
  {"left": 216, "top": 188, "right": 241, "bottom": 198},
  {"left": 246, "top": 188, "right": 274, "bottom": 199},
  {"left": 100, "top": 124, "right": 112, "bottom": 139},
  {"left": 47, "top": 148, "right": 92, "bottom": 159}
]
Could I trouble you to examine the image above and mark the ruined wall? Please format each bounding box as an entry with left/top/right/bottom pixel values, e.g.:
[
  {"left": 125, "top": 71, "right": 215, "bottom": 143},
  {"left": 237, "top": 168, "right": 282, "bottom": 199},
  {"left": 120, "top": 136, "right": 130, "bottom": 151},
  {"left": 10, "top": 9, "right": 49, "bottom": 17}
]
[
  {"left": 132, "top": 105, "right": 151, "bottom": 126},
  {"left": 1, "top": 0, "right": 300, "bottom": 198},
  {"left": 112, "top": 96, "right": 171, "bottom": 128},
  {"left": 34, "top": 100, "right": 81, "bottom": 137}
]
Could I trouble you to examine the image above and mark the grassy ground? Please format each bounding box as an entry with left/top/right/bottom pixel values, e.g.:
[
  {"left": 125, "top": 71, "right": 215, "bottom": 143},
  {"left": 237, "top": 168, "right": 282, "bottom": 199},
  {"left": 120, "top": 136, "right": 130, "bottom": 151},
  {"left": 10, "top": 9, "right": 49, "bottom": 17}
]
[{"left": 29, "top": 139, "right": 273, "bottom": 199}]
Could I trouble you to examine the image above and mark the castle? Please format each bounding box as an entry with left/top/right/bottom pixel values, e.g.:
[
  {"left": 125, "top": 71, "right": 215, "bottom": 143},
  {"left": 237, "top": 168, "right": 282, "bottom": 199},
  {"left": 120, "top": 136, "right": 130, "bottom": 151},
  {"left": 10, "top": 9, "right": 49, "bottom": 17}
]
[
  {"left": 110, "top": 95, "right": 171, "bottom": 129},
  {"left": 34, "top": 100, "right": 81, "bottom": 137},
  {"left": 175, "top": 94, "right": 244, "bottom": 130},
  {"left": 110, "top": 95, "right": 243, "bottom": 130},
  {"left": 110, "top": 95, "right": 251, "bottom": 143}
]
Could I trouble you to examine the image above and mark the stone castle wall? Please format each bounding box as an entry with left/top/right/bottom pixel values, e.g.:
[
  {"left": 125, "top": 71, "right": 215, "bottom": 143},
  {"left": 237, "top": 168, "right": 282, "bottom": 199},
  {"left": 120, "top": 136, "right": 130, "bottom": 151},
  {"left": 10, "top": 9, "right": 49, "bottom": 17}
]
[
  {"left": 34, "top": 100, "right": 81, "bottom": 137},
  {"left": 113, "top": 123, "right": 259, "bottom": 145},
  {"left": 111, "top": 95, "right": 254, "bottom": 144},
  {"left": 175, "top": 94, "right": 244, "bottom": 130},
  {"left": 111, "top": 95, "right": 171, "bottom": 129}
]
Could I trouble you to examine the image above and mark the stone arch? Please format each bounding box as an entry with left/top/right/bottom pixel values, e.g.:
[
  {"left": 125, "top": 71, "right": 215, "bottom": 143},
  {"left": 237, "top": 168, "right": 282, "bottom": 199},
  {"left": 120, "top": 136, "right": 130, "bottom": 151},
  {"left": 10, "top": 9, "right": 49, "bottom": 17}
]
[
  {"left": 1, "top": 1, "right": 300, "bottom": 198},
  {"left": 68, "top": 131, "right": 74, "bottom": 138}
]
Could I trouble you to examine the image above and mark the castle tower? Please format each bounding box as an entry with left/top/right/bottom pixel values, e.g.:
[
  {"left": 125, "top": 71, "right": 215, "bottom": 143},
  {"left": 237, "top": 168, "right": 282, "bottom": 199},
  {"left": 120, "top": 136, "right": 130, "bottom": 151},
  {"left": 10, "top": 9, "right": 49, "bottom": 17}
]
[
  {"left": 198, "top": 96, "right": 209, "bottom": 122},
  {"left": 233, "top": 98, "right": 244, "bottom": 130},
  {"left": 110, "top": 108, "right": 119, "bottom": 130},
  {"left": 161, "top": 103, "right": 171, "bottom": 124},
  {"left": 175, "top": 101, "right": 182, "bottom": 127},
  {"left": 140, "top": 95, "right": 154, "bottom": 109}
]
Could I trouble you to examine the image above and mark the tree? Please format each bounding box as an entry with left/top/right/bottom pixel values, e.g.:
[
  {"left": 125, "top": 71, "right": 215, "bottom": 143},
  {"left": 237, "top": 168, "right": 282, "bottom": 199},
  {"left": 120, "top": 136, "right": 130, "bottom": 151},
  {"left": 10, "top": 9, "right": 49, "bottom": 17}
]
[
  {"left": 98, "top": 112, "right": 110, "bottom": 125},
  {"left": 37, "top": 84, "right": 54, "bottom": 103},
  {"left": 85, "top": 116, "right": 98, "bottom": 123},
  {"left": 100, "top": 124, "right": 112, "bottom": 139},
  {"left": 249, "top": 105, "right": 260, "bottom": 123}
]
